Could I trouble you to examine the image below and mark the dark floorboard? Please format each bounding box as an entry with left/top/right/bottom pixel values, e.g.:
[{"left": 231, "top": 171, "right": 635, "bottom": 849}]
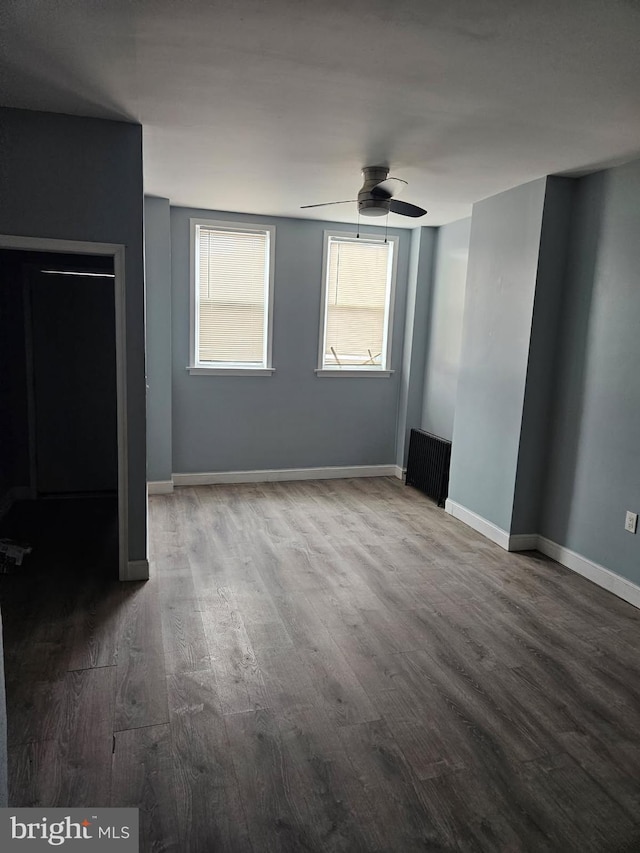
[{"left": 2, "top": 478, "right": 640, "bottom": 851}]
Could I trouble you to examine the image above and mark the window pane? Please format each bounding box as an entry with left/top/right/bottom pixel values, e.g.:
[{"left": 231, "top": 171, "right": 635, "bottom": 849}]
[
  {"left": 324, "top": 238, "right": 392, "bottom": 367},
  {"left": 197, "top": 227, "right": 268, "bottom": 365}
]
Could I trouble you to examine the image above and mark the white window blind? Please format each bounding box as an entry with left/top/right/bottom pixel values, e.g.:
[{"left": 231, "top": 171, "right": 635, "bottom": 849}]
[
  {"left": 195, "top": 224, "right": 272, "bottom": 367},
  {"left": 321, "top": 236, "right": 395, "bottom": 370}
]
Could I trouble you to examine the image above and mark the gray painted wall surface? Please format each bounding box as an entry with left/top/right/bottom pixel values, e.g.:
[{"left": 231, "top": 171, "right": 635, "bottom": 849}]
[
  {"left": 448, "top": 179, "right": 547, "bottom": 532},
  {"left": 421, "top": 217, "right": 471, "bottom": 441},
  {"left": 541, "top": 161, "right": 640, "bottom": 585},
  {"left": 395, "top": 227, "right": 437, "bottom": 468},
  {"left": 511, "top": 178, "right": 574, "bottom": 534},
  {"left": 0, "top": 107, "right": 147, "bottom": 562},
  {"left": 144, "top": 197, "right": 173, "bottom": 482},
  {"left": 169, "top": 207, "right": 410, "bottom": 474}
]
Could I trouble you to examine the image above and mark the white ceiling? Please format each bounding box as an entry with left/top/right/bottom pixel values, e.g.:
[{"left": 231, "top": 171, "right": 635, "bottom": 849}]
[{"left": 2, "top": 0, "right": 640, "bottom": 226}]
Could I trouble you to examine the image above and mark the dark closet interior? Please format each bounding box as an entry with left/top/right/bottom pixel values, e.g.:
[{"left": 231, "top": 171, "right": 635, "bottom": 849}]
[{"left": 0, "top": 249, "right": 119, "bottom": 579}]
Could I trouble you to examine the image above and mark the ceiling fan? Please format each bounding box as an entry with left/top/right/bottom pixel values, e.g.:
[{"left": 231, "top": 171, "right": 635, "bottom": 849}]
[{"left": 301, "top": 166, "right": 427, "bottom": 218}]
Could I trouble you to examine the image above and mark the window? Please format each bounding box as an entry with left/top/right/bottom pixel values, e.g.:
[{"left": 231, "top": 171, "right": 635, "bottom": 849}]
[
  {"left": 317, "top": 232, "right": 397, "bottom": 376},
  {"left": 189, "top": 219, "right": 275, "bottom": 374}
]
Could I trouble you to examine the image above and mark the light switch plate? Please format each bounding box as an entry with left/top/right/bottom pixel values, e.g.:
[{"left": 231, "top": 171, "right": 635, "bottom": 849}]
[{"left": 625, "top": 511, "right": 638, "bottom": 533}]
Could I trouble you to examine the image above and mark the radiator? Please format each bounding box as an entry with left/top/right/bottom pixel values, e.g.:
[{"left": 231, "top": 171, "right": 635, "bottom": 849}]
[{"left": 405, "top": 428, "right": 452, "bottom": 507}]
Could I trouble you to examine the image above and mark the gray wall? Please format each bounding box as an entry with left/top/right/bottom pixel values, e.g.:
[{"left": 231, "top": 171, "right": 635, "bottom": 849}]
[
  {"left": 448, "top": 179, "right": 547, "bottom": 531},
  {"left": 144, "top": 197, "right": 173, "bottom": 483},
  {"left": 169, "top": 207, "right": 411, "bottom": 474},
  {"left": 0, "top": 107, "right": 147, "bottom": 562},
  {"left": 541, "top": 160, "right": 640, "bottom": 585},
  {"left": 510, "top": 178, "right": 574, "bottom": 534},
  {"left": 421, "top": 217, "right": 471, "bottom": 440},
  {"left": 395, "top": 226, "right": 437, "bottom": 468}
]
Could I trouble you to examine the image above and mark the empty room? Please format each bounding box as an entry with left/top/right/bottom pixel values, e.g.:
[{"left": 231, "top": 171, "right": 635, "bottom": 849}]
[{"left": 1, "top": 1, "right": 640, "bottom": 851}]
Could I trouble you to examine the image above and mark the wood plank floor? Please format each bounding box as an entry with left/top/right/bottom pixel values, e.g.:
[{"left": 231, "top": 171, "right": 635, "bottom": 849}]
[{"left": 2, "top": 478, "right": 640, "bottom": 851}]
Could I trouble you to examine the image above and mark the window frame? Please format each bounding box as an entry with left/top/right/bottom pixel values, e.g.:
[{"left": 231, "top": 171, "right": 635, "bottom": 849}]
[
  {"left": 188, "top": 218, "right": 276, "bottom": 375},
  {"left": 316, "top": 230, "right": 398, "bottom": 378}
]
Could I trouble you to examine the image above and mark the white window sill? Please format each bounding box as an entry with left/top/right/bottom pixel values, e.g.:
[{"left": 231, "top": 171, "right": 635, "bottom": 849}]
[
  {"left": 187, "top": 366, "right": 275, "bottom": 376},
  {"left": 314, "top": 369, "right": 394, "bottom": 378}
]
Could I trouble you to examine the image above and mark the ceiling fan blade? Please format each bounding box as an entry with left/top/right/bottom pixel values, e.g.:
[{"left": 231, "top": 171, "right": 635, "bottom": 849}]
[
  {"left": 389, "top": 199, "right": 427, "bottom": 218},
  {"left": 371, "top": 177, "right": 407, "bottom": 199},
  {"left": 300, "top": 200, "right": 356, "bottom": 209}
]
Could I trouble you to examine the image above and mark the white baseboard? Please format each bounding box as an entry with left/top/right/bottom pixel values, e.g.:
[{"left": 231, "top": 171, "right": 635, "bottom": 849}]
[
  {"left": 172, "top": 465, "right": 398, "bottom": 487},
  {"left": 123, "top": 559, "right": 150, "bottom": 582},
  {"left": 445, "top": 499, "right": 511, "bottom": 550},
  {"left": 150, "top": 466, "right": 403, "bottom": 493},
  {"left": 537, "top": 536, "right": 640, "bottom": 610},
  {"left": 445, "top": 500, "right": 640, "bottom": 611},
  {"left": 148, "top": 480, "right": 174, "bottom": 495}
]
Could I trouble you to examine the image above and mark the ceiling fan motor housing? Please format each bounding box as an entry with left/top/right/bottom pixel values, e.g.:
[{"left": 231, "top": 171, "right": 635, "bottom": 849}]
[
  {"left": 358, "top": 166, "right": 391, "bottom": 216},
  {"left": 300, "top": 165, "right": 424, "bottom": 218}
]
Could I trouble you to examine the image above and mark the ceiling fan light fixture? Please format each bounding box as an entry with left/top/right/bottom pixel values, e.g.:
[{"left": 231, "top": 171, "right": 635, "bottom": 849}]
[
  {"left": 358, "top": 199, "right": 390, "bottom": 217},
  {"left": 301, "top": 165, "right": 426, "bottom": 219}
]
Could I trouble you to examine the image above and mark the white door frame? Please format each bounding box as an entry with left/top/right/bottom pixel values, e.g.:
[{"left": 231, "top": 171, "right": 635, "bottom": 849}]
[{"left": 0, "top": 234, "right": 129, "bottom": 580}]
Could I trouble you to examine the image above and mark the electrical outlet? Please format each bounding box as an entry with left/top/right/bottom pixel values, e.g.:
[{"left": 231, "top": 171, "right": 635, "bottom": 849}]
[{"left": 625, "top": 511, "right": 638, "bottom": 534}]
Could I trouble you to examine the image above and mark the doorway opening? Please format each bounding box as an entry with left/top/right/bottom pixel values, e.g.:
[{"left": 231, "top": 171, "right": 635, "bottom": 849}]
[{"left": 0, "top": 241, "right": 127, "bottom": 580}]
